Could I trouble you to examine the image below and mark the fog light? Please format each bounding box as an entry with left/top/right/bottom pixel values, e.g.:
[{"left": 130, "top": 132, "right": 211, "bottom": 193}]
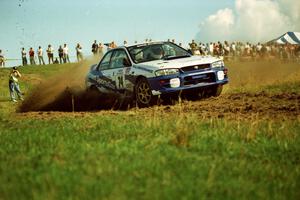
[
  {"left": 217, "top": 71, "right": 225, "bottom": 80},
  {"left": 170, "top": 78, "right": 180, "bottom": 88}
]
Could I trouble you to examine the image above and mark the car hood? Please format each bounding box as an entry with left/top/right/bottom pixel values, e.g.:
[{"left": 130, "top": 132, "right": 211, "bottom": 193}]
[{"left": 137, "top": 56, "right": 220, "bottom": 70}]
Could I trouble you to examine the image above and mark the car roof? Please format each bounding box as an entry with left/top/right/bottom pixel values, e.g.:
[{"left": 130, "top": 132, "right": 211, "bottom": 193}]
[
  {"left": 108, "top": 41, "right": 166, "bottom": 52},
  {"left": 126, "top": 41, "right": 166, "bottom": 48}
]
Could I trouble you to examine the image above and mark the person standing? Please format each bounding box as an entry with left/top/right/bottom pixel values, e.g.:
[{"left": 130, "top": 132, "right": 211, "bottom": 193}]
[
  {"left": 37, "top": 46, "right": 45, "bottom": 65},
  {"left": 92, "top": 40, "right": 98, "bottom": 55},
  {"left": 110, "top": 41, "right": 117, "bottom": 49},
  {"left": 63, "top": 44, "right": 70, "bottom": 63},
  {"left": 9, "top": 67, "right": 23, "bottom": 102},
  {"left": 231, "top": 42, "right": 236, "bottom": 57},
  {"left": 189, "top": 40, "right": 198, "bottom": 55},
  {"left": 21, "top": 48, "right": 27, "bottom": 66},
  {"left": 46, "top": 44, "right": 54, "bottom": 64},
  {"left": 98, "top": 43, "right": 104, "bottom": 58},
  {"left": 76, "top": 43, "right": 83, "bottom": 62},
  {"left": 29, "top": 47, "right": 36, "bottom": 65},
  {"left": 0, "top": 49, "right": 5, "bottom": 67},
  {"left": 58, "top": 45, "right": 64, "bottom": 64}
]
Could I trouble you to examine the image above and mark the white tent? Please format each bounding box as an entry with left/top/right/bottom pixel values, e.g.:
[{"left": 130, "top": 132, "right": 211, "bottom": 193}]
[{"left": 270, "top": 32, "right": 300, "bottom": 45}]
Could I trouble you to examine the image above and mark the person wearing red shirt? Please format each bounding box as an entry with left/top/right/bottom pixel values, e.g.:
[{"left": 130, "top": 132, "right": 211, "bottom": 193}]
[{"left": 29, "top": 47, "right": 36, "bottom": 65}]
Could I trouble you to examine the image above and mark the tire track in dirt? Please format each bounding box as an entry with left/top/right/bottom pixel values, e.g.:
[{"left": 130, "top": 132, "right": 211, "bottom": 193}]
[{"left": 17, "top": 92, "right": 300, "bottom": 121}]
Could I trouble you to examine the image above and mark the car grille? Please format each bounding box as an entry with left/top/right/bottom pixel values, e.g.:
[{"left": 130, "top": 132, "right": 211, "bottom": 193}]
[
  {"left": 181, "top": 64, "right": 211, "bottom": 73},
  {"left": 183, "top": 73, "right": 215, "bottom": 86}
]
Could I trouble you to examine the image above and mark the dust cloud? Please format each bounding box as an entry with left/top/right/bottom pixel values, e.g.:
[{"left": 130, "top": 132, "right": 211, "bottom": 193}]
[{"left": 18, "top": 57, "right": 119, "bottom": 112}]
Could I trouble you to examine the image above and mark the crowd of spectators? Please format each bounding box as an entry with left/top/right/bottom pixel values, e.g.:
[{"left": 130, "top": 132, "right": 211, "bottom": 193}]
[
  {"left": 188, "top": 40, "right": 300, "bottom": 62},
  {"left": 1, "top": 39, "right": 300, "bottom": 68},
  {"left": 17, "top": 40, "right": 116, "bottom": 66},
  {"left": 20, "top": 43, "right": 76, "bottom": 66}
]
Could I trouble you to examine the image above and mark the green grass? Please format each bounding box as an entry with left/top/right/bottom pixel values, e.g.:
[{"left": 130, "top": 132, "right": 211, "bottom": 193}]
[
  {"left": 0, "top": 114, "right": 299, "bottom": 200},
  {"left": 0, "top": 62, "right": 299, "bottom": 200}
]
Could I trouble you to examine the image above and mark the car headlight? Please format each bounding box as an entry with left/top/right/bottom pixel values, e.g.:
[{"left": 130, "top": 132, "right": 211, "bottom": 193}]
[
  {"left": 211, "top": 61, "right": 224, "bottom": 68},
  {"left": 155, "top": 69, "right": 179, "bottom": 77}
]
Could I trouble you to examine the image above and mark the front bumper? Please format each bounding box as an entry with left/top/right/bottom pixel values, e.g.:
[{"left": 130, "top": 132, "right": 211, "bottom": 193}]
[{"left": 148, "top": 69, "right": 228, "bottom": 95}]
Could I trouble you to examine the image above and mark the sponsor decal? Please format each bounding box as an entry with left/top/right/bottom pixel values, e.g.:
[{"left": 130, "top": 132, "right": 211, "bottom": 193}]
[{"left": 96, "top": 78, "right": 116, "bottom": 90}]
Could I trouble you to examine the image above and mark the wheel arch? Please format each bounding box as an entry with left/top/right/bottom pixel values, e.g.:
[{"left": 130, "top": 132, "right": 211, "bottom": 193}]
[{"left": 135, "top": 75, "right": 148, "bottom": 84}]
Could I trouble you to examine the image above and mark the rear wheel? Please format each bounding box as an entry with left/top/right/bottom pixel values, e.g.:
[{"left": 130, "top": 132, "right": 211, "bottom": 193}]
[{"left": 135, "top": 78, "right": 157, "bottom": 107}]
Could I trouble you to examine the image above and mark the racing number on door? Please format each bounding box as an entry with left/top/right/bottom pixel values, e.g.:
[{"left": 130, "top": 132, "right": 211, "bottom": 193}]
[{"left": 116, "top": 74, "right": 124, "bottom": 89}]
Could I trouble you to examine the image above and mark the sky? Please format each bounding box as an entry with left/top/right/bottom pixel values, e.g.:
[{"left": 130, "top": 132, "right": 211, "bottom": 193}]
[{"left": 0, "top": 0, "right": 299, "bottom": 66}]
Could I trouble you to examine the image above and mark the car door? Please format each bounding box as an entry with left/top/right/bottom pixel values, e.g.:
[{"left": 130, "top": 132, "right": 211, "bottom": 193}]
[
  {"left": 109, "top": 49, "right": 133, "bottom": 93},
  {"left": 95, "top": 50, "right": 117, "bottom": 93}
]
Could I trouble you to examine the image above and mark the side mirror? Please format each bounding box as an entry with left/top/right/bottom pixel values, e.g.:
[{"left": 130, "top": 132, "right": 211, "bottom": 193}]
[{"left": 123, "top": 58, "right": 131, "bottom": 67}]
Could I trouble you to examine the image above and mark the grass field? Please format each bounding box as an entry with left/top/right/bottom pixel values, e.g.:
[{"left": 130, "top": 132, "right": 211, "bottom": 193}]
[{"left": 0, "top": 61, "right": 299, "bottom": 200}]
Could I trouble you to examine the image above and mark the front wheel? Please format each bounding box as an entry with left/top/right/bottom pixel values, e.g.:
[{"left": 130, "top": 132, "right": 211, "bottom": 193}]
[
  {"left": 135, "top": 78, "right": 158, "bottom": 107},
  {"left": 211, "top": 85, "right": 223, "bottom": 97}
]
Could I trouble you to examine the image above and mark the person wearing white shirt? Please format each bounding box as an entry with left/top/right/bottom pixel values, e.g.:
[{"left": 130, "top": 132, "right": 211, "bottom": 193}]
[
  {"left": 209, "top": 43, "right": 214, "bottom": 55},
  {"left": 37, "top": 46, "right": 45, "bottom": 65},
  {"left": 98, "top": 43, "right": 104, "bottom": 58},
  {"left": 256, "top": 43, "right": 262, "bottom": 53},
  {"left": 21, "top": 47, "right": 27, "bottom": 66},
  {"left": 63, "top": 44, "right": 70, "bottom": 63},
  {"left": 231, "top": 42, "right": 236, "bottom": 57},
  {"left": 75, "top": 43, "right": 83, "bottom": 62}
]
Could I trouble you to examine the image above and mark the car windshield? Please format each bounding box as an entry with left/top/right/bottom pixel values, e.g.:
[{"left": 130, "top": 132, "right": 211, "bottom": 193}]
[{"left": 128, "top": 42, "right": 191, "bottom": 64}]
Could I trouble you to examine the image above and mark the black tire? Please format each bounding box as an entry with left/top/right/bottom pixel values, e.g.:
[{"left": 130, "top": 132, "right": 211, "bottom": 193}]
[
  {"left": 135, "top": 78, "right": 158, "bottom": 107},
  {"left": 211, "top": 85, "right": 223, "bottom": 97}
]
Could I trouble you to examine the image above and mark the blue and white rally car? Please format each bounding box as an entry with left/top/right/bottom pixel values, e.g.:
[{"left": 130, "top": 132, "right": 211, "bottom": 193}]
[{"left": 86, "top": 41, "right": 228, "bottom": 107}]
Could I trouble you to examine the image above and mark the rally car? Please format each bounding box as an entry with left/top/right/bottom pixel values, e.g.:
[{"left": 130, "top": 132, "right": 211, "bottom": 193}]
[{"left": 86, "top": 41, "right": 228, "bottom": 107}]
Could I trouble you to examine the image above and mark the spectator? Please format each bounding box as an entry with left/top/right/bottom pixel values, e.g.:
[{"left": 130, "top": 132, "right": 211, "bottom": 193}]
[
  {"left": 189, "top": 40, "right": 198, "bottom": 55},
  {"left": 54, "top": 58, "right": 59, "bottom": 64},
  {"left": 9, "top": 67, "right": 23, "bottom": 102},
  {"left": 46, "top": 44, "right": 54, "bottom": 64},
  {"left": 218, "top": 41, "right": 223, "bottom": 56},
  {"left": 98, "top": 43, "right": 104, "bottom": 58},
  {"left": 231, "top": 42, "right": 236, "bottom": 57},
  {"left": 21, "top": 47, "right": 27, "bottom": 66},
  {"left": 110, "top": 41, "right": 117, "bottom": 49},
  {"left": 29, "top": 47, "right": 36, "bottom": 65},
  {"left": 208, "top": 42, "right": 214, "bottom": 55},
  {"left": 123, "top": 40, "right": 128, "bottom": 46},
  {"left": 37, "top": 46, "right": 45, "bottom": 65},
  {"left": 0, "top": 49, "right": 5, "bottom": 67},
  {"left": 58, "top": 45, "right": 64, "bottom": 64},
  {"left": 92, "top": 40, "right": 98, "bottom": 55},
  {"left": 76, "top": 43, "right": 83, "bottom": 62},
  {"left": 63, "top": 44, "right": 70, "bottom": 63},
  {"left": 224, "top": 41, "right": 230, "bottom": 59}
]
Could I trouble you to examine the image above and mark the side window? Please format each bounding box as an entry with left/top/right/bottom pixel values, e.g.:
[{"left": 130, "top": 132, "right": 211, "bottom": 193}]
[
  {"left": 110, "top": 50, "right": 131, "bottom": 69},
  {"left": 98, "top": 51, "right": 113, "bottom": 70},
  {"left": 163, "top": 44, "right": 176, "bottom": 56}
]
